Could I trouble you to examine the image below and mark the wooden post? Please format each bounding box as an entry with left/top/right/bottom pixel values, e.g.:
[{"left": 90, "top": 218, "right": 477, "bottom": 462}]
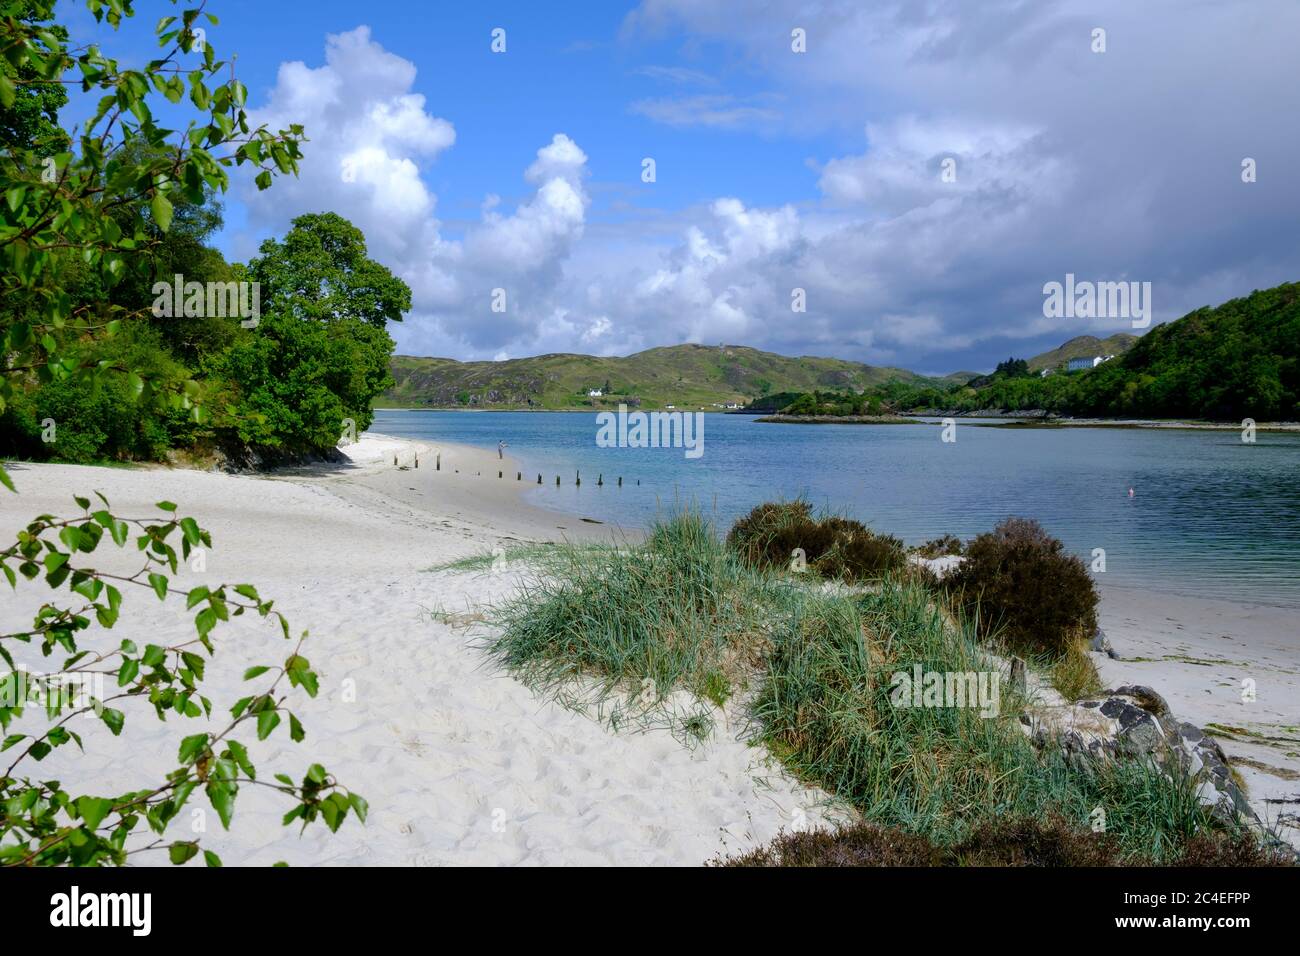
[
  {"left": 575, "top": 471, "right": 581, "bottom": 487},
  {"left": 555, "top": 475, "right": 560, "bottom": 486},
  {"left": 498, "top": 471, "right": 502, "bottom": 479},
  {"left": 617, "top": 476, "right": 622, "bottom": 487},
  {"left": 516, "top": 471, "right": 521, "bottom": 481},
  {"left": 1010, "top": 657, "right": 1026, "bottom": 693},
  {"left": 436, "top": 454, "right": 441, "bottom": 471},
  {"left": 393, "top": 454, "right": 398, "bottom": 466},
  {"left": 537, "top": 474, "right": 542, "bottom": 484},
  {"left": 414, "top": 453, "right": 418, "bottom": 469}
]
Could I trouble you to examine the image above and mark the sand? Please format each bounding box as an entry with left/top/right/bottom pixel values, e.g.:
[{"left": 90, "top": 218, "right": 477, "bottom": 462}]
[
  {"left": 2, "top": 433, "right": 1296, "bottom": 862},
  {"left": 0, "top": 435, "right": 833, "bottom": 866},
  {"left": 1095, "top": 586, "right": 1300, "bottom": 843}
]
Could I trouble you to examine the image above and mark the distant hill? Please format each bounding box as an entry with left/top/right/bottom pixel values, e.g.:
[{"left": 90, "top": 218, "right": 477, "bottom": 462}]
[
  {"left": 381, "top": 344, "right": 926, "bottom": 410},
  {"left": 1026, "top": 333, "right": 1138, "bottom": 372},
  {"left": 919, "top": 283, "right": 1299, "bottom": 420}
]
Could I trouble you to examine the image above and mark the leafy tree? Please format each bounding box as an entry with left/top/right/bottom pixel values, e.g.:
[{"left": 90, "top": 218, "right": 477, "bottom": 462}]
[
  {"left": 0, "top": 0, "right": 361, "bottom": 866},
  {"left": 248, "top": 211, "right": 409, "bottom": 328},
  {"left": 995, "top": 357, "right": 1031, "bottom": 378},
  {"left": 215, "top": 213, "right": 407, "bottom": 456},
  {"left": 0, "top": 0, "right": 67, "bottom": 157}
]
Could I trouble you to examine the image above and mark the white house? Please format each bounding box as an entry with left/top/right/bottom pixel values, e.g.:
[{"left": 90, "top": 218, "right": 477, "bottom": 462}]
[
  {"left": 588, "top": 388, "right": 603, "bottom": 398},
  {"left": 1066, "top": 354, "right": 1119, "bottom": 372}
]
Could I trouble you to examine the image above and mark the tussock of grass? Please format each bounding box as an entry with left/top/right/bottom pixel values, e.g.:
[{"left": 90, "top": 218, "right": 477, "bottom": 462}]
[
  {"left": 486, "top": 512, "right": 782, "bottom": 736},
  {"left": 482, "top": 509, "right": 1267, "bottom": 863},
  {"left": 424, "top": 541, "right": 599, "bottom": 574},
  {"left": 1048, "top": 632, "right": 1105, "bottom": 700}
]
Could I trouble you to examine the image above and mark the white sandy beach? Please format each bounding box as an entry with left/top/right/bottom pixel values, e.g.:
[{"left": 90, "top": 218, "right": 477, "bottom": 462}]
[
  {"left": 2, "top": 433, "right": 1296, "bottom": 862},
  {"left": 0, "top": 435, "right": 835, "bottom": 866}
]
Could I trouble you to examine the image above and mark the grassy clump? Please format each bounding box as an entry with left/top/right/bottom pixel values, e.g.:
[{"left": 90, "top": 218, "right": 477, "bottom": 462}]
[
  {"left": 487, "top": 511, "right": 778, "bottom": 723},
  {"left": 719, "top": 816, "right": 1290, "bottom": 867},
  {"left": 424, "top": 541, "right": 584, "bottom": 573},
  {"left": 481, "top": 507, "right": 1269, "bottom": 864},
  {"left": 726, "top": 499, "right": 906, "bottom": 583},
  {"left": 945, "top": 517, "right": 1099, "bottom": 658},
  {"left": 1048, "top": 633, "right": 1105, "bottom": 700},
  {"left": 751, "top": 578, "right": 1223, "bottom": 858}
]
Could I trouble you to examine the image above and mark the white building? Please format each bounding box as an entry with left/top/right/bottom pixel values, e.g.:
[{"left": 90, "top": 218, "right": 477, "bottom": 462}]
[
  {"left": 1067, "top": 355, "right": 1110, "bottom": 371},
  {"left": 588, "top": 389, "right": 603, "bottom": 397}
]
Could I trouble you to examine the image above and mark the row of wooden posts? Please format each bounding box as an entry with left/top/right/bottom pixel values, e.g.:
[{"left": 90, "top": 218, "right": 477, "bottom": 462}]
[{"left": 396, "top": 451, "right": 637, "bottom": 487}]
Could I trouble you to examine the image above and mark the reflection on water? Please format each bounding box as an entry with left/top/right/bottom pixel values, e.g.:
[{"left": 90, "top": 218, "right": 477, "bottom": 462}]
[{"left": 372, "top": 410, "right": 1300, "bottom": 609}]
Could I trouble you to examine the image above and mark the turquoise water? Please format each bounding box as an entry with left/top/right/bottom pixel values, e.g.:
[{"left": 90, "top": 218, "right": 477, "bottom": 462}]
[{"left": 371, "top": 410, "right": 1300, "bottom": 609}]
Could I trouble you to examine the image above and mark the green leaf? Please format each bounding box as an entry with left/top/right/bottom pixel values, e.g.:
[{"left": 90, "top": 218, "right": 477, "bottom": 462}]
[
  {"left": 178, "top": 732, "right": 209, "bottom": 764},
  {"left": 168, "top": 841, "right": 198, "bottom": 865},
  {"left": 256, "top": 710, "right": 280, "bottom": 740},
  {"left": 242, "top": 665, "right": 270, "bottom": 681},
  {"left": 101, "top": 707, "right": 125, "bottom": 735},
  {"left": 151, "top": 192, "right": 174, "bottom": 232},
  {"left": 148, "top": 573, "right": 169, "bottom": 600},
  {"left": 77, "top": 796, "right": 114, "bottom": 830},
  {"left": 206, "top": 779, "right": 236, "bottom": 829},
  {"left": 179, "top": 517, "right": 201, "bottom": 546},
  {"left": 348, "top": 792, "right": 369, "bottom": 824},
  {"left": 203, "top": 849, "right": 222, "bottom": 867}
]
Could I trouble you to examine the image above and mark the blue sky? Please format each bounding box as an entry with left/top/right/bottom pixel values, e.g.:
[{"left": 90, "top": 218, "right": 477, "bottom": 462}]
[{"left": 59, "top": 0, "right": 1300, "bottom": 374}]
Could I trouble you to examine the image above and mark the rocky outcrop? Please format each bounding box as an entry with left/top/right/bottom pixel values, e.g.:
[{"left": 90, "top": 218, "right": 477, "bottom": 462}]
[{"left": 1020, "top": 685, "right": 1255, "bottom": 824}]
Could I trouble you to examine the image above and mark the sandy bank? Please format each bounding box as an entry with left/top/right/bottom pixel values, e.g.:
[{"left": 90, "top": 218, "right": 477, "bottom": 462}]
[{"left": 0, "top": 434, "right": 831, "bottom": 866}]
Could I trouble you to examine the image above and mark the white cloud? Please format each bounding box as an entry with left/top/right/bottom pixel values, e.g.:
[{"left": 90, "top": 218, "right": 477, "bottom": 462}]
[
  {"left": 240, "top": 29, "right": 592, "bottom": 357},
  {"left": 235, "top": 5, "right": 1300, "bottom": 372}
]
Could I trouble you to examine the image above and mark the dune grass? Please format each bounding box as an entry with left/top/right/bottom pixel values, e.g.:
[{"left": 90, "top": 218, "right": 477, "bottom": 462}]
[{"left": 481, "top": 509, "right": 1259, "bottom": 863}]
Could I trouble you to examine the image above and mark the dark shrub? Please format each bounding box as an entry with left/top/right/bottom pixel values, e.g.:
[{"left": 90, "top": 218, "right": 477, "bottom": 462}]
[
  {"left": 1175, "top": 831, "right": 1294, "bottom": 867},
  {"left": 714, "top": 822, "right": 941, "bottom": 867},
  {"left": 945, "top": 517, "right": 1098, "bottom": 657},
  {"left": 726, "top": 501, "right": 906, "bottom": 582},
  {"left": 718, "top": 816, "right": 1294, "bottom": 867},
  {"left": 951, "top": 815, "right": 1123, "bottom": 866},
  {"left": 815, "top": 517, "right": 906, "bottom": 582},
  {"left": 916, "top": 534, "right": 963, "bottom": 559}
]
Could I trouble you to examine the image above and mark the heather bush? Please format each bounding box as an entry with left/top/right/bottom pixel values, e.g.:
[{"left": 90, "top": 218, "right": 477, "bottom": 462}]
[
  {"left": 726, "top": 500, "right": 906, "bottom": 583},
  {"left": 916, "top": 534, "right": 963, "bottom": 559},
  {"left": 945, "top": 517, "right": 1098, "bottom": 658},
  {"left": 719, "top": 816, "right": 1292, "bottom": 867}
]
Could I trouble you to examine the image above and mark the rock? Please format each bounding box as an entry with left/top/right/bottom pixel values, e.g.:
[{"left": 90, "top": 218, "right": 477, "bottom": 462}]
[
  {"left": 1089, "top": 627, "right": 1119, "bottom": 659},
  {"left": 1020, "top": 685, "right": 1256, "bottom": 825}
]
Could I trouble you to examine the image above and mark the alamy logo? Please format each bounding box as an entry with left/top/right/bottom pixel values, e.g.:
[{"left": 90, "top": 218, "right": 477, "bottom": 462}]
[
  {"left": 889, "top": 665, "right": 1000, "bottom": 718},
  {"left": 151, "top": 274, "right": 261, "bottom": 328},
  {"left": 1042, "top": 273, "right": 1151, "bottom": 329},
  {"left": 50, "top": 886, "right": 151, "bottom": 936},
  {"left": 595, "top": 403, "right": 705, "bottom": 459}
]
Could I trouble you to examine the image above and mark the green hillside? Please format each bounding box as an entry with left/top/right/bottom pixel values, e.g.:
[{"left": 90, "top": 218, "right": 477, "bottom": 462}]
[
  {"left": 381, "top": 344, "right": 925, "bottom": 410},
  {"left": 1026, "top": 333, "right": 1138, "bottom": 371},
  {"left": 904, "top": 283, "right": 1299, "bottom": 420}
]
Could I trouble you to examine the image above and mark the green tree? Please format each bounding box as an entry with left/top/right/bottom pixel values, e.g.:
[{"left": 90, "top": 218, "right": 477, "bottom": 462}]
[
  {"left": 249, "top": 211, "right": 409, "bottom": 328},
  {"left": 1, "top": 0, "right": 361, "bottom": 866},
  {"left": 215, "top": 213, "right": 407, "bottom": 456}
]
